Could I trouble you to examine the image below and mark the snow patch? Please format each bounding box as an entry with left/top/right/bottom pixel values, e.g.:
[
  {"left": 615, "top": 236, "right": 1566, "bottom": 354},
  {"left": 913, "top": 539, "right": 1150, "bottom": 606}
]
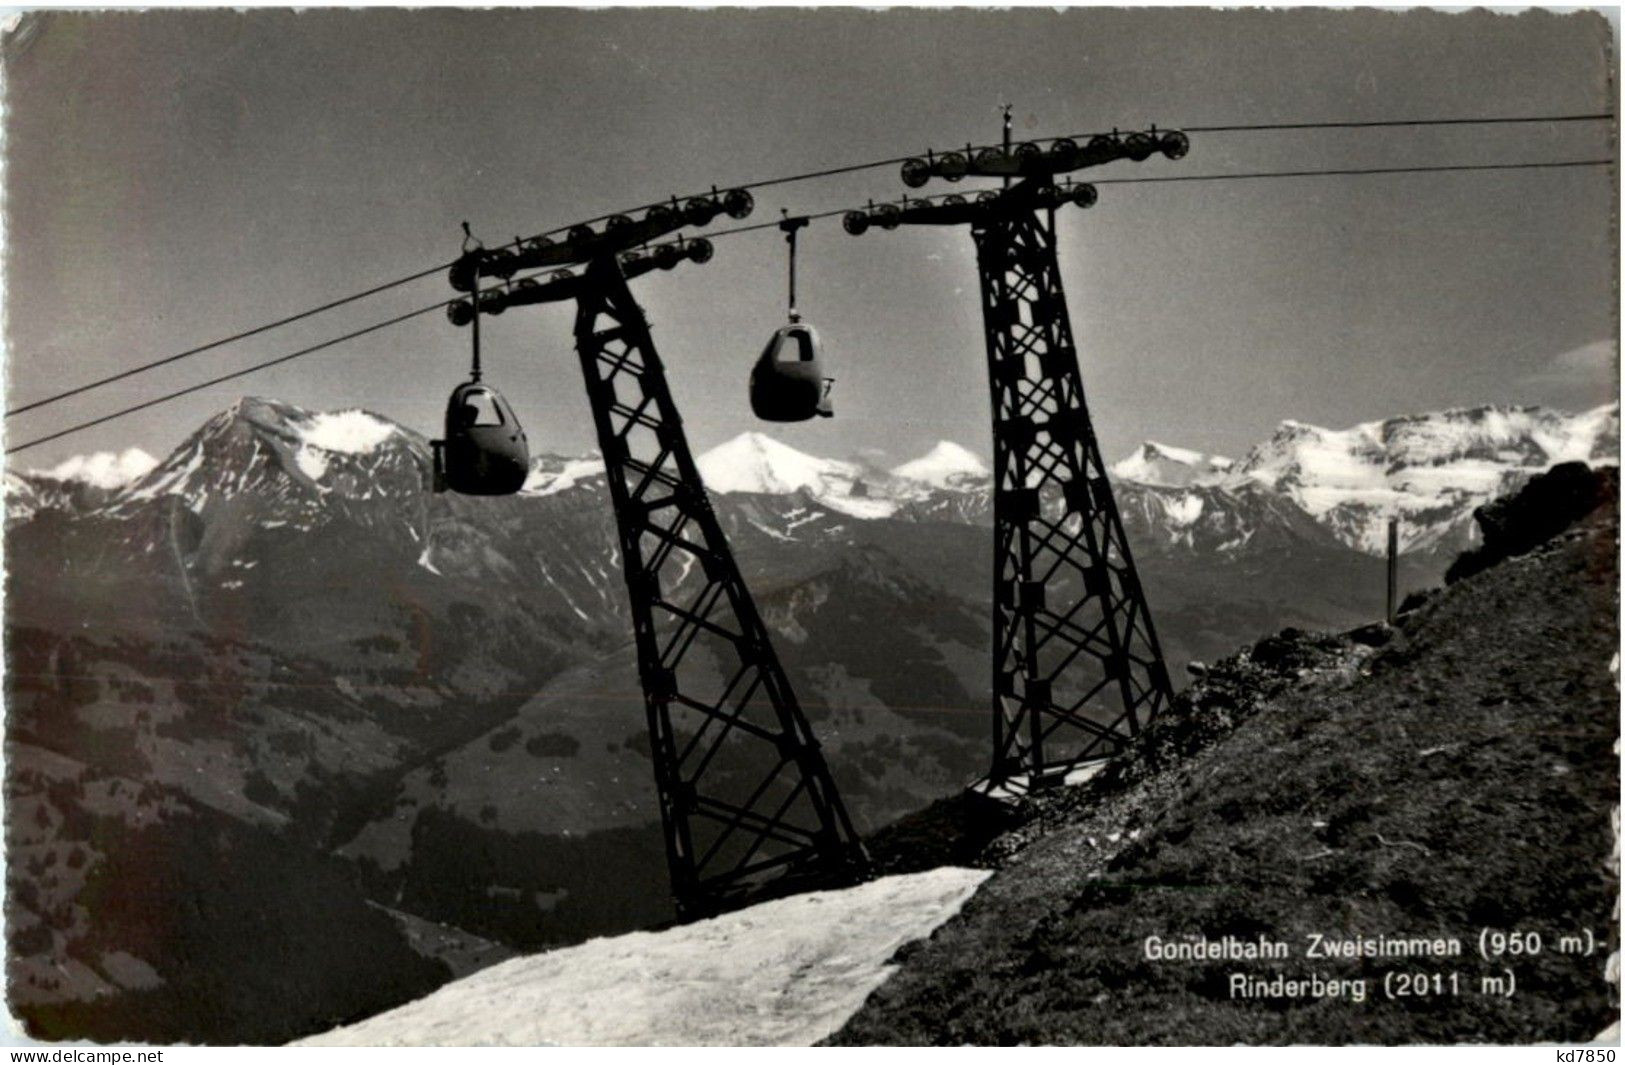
[
  {"left": 298, "top": 410, "right": 397, "bottom": 454},
  {"left": 524, "top": 457, "right": 606, "bottom": 496},
  {"left": 40, "top": 448, "right": 159, "bottom": 490},
  {"left": 301, "top": 867, "right": 990, "bottom": 1047},
  {"left": 749, "top": 519, "right": 794, "bottom": 542},
  {"left": 294, "top": 448, "right": 329, "bottom": 481},
  {"left": 820, "top": 494, "right": 899, "bottom": 520},
  {"left": 1159, "top": 493, "right": 1205, "bottom": 527},
  {"left": 979, "top": 758, "right": 1111, "bottom": 802}
]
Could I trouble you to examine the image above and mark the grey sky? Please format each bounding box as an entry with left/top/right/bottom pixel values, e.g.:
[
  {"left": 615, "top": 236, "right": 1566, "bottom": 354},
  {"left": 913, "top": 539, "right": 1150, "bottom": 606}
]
[{"left": 3, "top": 7, "right": 1617, "bottom": 474}]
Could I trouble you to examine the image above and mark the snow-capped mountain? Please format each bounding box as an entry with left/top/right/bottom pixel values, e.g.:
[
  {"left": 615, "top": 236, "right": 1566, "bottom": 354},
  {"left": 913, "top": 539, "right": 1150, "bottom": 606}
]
[
  {"left": 696, "top": 431, "right": 900, "bottom": 519},
  {"left": 684, "top": 405, "right": 1618, "bottom": 560},
  {"left": 4, "top": 447, "right": 159, "bottom": 520},
  {"left": 20, "top": 399, "right": 1619, "bottom": 568},
  {"left": 1110, "top": 441, "right": 1233, "bottom": 488},
  {"left": 1228, "top": 403, "right": 1620, "bottom": 554},
  {"left": 697, "top": 431, "right": 858, "bottom": 495},
  {"left": 108, "top": 397, "right": 428, "bottom": 528},
  {"left": 22, "top": 400, "right": 1616, "bottom": 563},
  {"left": 522, "top": 453, "right": 607, "bottom": 496},
  {"left": 1104, "top": 403, "right": 1620, "bottom": 557},
  {"left": 890, "top": 441, "right": 990, "bottom": 490}
]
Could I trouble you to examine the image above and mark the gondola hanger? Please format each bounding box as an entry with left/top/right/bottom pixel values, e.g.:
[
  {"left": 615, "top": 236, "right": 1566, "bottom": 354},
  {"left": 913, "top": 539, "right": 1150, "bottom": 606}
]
[
  {"left": 430, "top": 224, "right": 530, "bottom": 495},
  {"left": 782, "top": 211, "right": 808, "bottom": 324},
  {"left": 461, "top": 221, "right": 484, "bottom": 383},
  {"left": 747, "top": 214, "right": 834, "bottom": 422}
]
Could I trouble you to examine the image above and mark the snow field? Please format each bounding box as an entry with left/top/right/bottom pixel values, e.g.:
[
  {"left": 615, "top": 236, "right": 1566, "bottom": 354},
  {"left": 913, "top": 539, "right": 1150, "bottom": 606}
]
[{"left": 300, "top": 867, "right": 991, "bottom": 1047}]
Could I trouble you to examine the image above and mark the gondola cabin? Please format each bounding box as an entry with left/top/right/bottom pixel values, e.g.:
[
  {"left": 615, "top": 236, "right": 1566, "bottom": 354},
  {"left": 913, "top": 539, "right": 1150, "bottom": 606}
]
[
  {"left": 431, "top": 380, "right": 529, "bottom": 495},
  {"left": 749, "top": 319, "right": 832, "bottom": 422}
]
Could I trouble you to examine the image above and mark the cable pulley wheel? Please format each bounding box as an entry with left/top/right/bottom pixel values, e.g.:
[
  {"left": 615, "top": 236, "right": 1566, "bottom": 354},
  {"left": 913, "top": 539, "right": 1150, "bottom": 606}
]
[
  {"left": 683, "top": 197, "right": 719, "bottom": 227},
  {"left": 722, "top": 188, "right": 755, "bottom": 219}
]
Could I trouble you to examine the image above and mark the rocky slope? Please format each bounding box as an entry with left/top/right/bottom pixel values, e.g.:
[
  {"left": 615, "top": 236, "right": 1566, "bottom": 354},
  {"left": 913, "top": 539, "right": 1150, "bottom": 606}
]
[{"left": 832, "top": 463, "right": 1619, "bottom": 1044}]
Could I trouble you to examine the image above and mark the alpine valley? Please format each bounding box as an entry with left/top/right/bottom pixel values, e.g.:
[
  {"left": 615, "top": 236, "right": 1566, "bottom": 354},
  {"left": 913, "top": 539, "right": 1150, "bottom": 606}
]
[{"left": 5, "top": 396, "right": 1616, "bottom": 1042}]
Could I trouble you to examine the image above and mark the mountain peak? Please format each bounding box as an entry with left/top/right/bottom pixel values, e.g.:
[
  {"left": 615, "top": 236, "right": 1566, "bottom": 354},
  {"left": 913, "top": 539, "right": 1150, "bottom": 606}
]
[
  {"left": 890, "top": 441, "right": 989, "bottom": 488},
  {"left": 695, "top": 432, "right": 900, "bottom": 518},
  {"left": 697, "top": 432, "right": 858, "bottom": 496},
  {"left": 106, "top": 397, "right": 427, "bottom": 517},
  {"left": 1112, "top": 440, "right": 1233, "bottom": 488},
  {"left": 219, "top": 397, "right": 405, "bottom": 449}
]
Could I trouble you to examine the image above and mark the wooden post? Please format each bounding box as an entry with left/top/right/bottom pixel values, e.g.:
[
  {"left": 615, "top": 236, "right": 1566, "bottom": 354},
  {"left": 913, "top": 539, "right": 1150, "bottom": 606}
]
[{"left": 1386, "top": 517, "right": 1399, "bottom": 623}]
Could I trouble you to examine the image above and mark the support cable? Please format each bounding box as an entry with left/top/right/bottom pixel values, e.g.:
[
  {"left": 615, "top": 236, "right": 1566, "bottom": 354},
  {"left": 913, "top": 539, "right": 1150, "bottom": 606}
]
[
  {"left": 8, "top": 111, "right": 1612, "bottom": 421},
  {"left": 8, "top": 272, "right": 531, "bottom": 456},
  {"left": 11, "top": 152, "right": 1615, "bottom": 451},
  {"left": 6, "top": 260, "right": 456, "bottom": 419},
  {"left": 695, "top": 157, "right": 1616, "bottom": 243}
]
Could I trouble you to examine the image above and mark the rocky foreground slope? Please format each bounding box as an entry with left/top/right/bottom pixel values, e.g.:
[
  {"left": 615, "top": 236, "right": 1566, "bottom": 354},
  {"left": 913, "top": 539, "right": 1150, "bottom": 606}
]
[{"left": 832, "top": 463, "right": 1619, "bottom": 1045}]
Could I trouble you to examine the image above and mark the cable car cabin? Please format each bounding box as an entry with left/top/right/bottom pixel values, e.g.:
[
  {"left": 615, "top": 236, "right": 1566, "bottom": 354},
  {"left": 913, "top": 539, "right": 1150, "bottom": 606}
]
[
  {"left": 750, "top": 320, "right": 833, "bottom": 422},
  {"left": 431, "top": 381, "right": 530, "bottom": 495}
]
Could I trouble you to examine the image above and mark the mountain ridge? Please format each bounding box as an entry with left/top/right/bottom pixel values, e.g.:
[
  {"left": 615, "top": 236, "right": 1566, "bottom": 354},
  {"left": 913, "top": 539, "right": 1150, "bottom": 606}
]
[
  {"left": 20, "top": 397, "right": 1612, "bottom": 562},
  {"left": 6, "top": 394, "right": 1613, "bottom": 1044}
]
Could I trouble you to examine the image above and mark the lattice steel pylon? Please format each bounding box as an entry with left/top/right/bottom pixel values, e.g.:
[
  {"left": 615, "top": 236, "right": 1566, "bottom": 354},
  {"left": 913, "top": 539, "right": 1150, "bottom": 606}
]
[
  {"left": 973, "top": 204, "right": 1173, "bottom": 790},
  {"left": 447, "top": 201, "right": 868, "bottom": 918},
  {"left": 843, "top": 126, "right": 1189, "bottom": 791},
  {"left": 570, "top": 254, "right": 867, "bottom": 916}
]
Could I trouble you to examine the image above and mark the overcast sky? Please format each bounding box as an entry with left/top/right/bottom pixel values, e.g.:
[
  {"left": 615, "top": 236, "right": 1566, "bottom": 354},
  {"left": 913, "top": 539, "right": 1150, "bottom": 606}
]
[{"left": 3, "top": 7, "right": 1617, "bottom": 474}]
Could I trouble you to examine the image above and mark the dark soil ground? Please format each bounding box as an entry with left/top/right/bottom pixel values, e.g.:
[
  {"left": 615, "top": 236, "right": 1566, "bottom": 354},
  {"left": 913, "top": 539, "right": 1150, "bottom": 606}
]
[{"left": 832, "top": 471, "right": 1619, "bottom": 1045}]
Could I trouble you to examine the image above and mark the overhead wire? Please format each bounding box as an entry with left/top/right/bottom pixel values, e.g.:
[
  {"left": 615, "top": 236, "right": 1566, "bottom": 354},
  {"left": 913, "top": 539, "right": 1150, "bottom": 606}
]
[
  {"left": 6, "top": 258, "right": 457, "bottom": 420},
  {"left": 16, "top": 151, "right": 1614, "bottom": 455},
  {"left": 497, "top": 111, "right": 1620, "bottom": 245},
  {"left": 8, "top": 271, "right": 537, "bottom": 456},
  {"left": 14, "top": 154, "right": 1616, "bottom": 454},
  {"left": 1181, "top": 113, "right": 1616, "bottom": 133},
  {"left": 1094, "top": 157, "right": 1617, "bottom": 185},
  {"left": 9, "top": 110, "right": 1613, "bottom": 423},
  {"left": 8, "top": 114, "right": 1617, "bottom": 449},
  {"left": 693, "top": 157, "right": 1616, "bottom": 243}
]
